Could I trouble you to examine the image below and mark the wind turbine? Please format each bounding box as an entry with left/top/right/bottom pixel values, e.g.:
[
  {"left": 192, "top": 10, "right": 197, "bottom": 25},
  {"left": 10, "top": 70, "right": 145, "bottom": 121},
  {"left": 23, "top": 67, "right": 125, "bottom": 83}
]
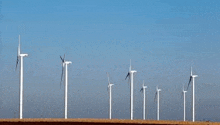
[
  {"left": 107, "top": 72, "right": 114, "bottom": 119},
  {"left": 186, "top": 67, "right": 198, "bottom": 122},
  {"left": 60, "top": 54, "right": 72, "bottom": 119},
  {"left": 154, "top": 86, "right": 161, "bottom": 121},
  {"left": 15, "top": 35, "right": 28, "bottom": 119},
  {"left": 125, "top": 59, "right": 137, "bottom": 120},
  {"left": 140, "top": 80, "right": 147, "bottom": 120},
  {"left": 182, "top": 85, "right": 187, "bottom": 121}
]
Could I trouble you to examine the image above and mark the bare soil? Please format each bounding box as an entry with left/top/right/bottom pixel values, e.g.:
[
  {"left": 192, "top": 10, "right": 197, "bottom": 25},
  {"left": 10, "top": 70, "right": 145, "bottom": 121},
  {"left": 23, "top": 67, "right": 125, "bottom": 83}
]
[{"left": 0, "top": 118, "right": 217, "bottom": 125}]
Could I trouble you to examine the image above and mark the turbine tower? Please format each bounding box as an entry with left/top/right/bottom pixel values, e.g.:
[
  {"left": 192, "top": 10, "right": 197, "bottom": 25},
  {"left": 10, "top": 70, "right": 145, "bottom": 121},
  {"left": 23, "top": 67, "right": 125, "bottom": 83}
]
[
  {"left": 187, "top": 67, "right": 198, "bottom": 122},
  {"left": 182, "top": 86, "right": 187, "bottom": 121},
  {"left": 125, "top": 59, "right": 137, "bottom": 120},
  {"left": 154, "top": 86, "right": 161, "bottom": 121},
  {"left": 60, "top": 54, "right": 72, "bottom": 119},
  {"left": 107, "top": 72, "right": 114, "bottom": 119},
  {"left": 15, "top": 35, "right": 28, "bottom": 119},
  {"left": 140, "top": 80, "right": 147, "bottom": 120}
]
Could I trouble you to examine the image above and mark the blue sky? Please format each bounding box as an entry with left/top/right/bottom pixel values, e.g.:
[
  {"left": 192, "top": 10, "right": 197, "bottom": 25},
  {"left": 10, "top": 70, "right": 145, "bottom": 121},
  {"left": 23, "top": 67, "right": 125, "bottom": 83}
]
[{"left": 0, "top": 0, "right": 220, "bottom": 121}]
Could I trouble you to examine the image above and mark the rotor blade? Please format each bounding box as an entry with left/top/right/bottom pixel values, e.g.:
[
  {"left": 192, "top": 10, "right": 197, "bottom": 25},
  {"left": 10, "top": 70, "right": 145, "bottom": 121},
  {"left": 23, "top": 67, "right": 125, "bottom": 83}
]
[
  {"left": 189, "top": 76, "right": 192, "bottom": 84},
  {"left": 182, "top": 84, "right": 184, "bottom": 92},
  {"left": 191, "top": 67, "right": 192, "bottom": 76},
  {"left": 18, "top": 35, "right": 20, "bottom": 56},
  {"left": 15, "top": 56, "right": 19, "bottom": 70},
  {"left": 140, "top": 88, "right": 143, "bottom": 92},
  {"left": 107, "top": 72, "right": 110, "bottom": 84},
  {"left": 63, "top": 54, "right": 65, "bottom": 61},
  {"left": 16, "top": 36, "right": 20, "bottom": 71},
  {"left": 187, "top": 76, "right": 192, "bottom": 90},
  {"left": 130, "top": 59, "right": 131, "bottom": 71},
  {"left": 60, "top": 56, "right": 64, "bottom": 62},
  {"left": 125, "top": 72, "right": 129, "bottom": 80},
  {"left": 60, "top": 65, "right": 64, "bottom": 88},
  {"left": 127, "top": 74, "right": 131, "bottom": 85},
  {"left": 154, "top": 92, "right": 157, "bottom": 102}
]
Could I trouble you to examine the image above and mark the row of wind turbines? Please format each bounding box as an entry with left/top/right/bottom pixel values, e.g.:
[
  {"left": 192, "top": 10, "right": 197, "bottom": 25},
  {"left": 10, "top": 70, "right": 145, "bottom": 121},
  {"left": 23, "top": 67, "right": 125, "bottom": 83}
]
[
  {"left": 108, "top": 61, "right": 198, "bottom": 121},
  {"left": 15, "top": 35, "right": 198, "bottom": 122},
  {"left": 107, "top": 61, "right": 198, "bottom": 121}
]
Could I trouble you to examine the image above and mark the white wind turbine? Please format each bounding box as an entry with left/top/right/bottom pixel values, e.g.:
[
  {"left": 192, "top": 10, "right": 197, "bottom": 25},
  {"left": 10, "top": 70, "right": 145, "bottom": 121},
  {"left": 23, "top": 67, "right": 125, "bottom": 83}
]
[
  {"left": 181, "top": 85, "right": 187, "bottom": 121},
  {"left": 140, "top": 80, "right": 147, "bottom": 120},
  {"left": 60, "top": 54, "right": 72, "bottom": 119},
  {"left": 154, "top": 86, "right": 161, "bottom": 121},
  {"left": 107, "top": 72, "right": 114, "bottom": 119},
  {"left": 15, "top": 35, "right": 28, "bottom": 119},
  {"left": 186, "top": 67, "right": 198, "bottom": 122},
  {"left": 125, "top": 59, "right": 137, "bottom": 120}
]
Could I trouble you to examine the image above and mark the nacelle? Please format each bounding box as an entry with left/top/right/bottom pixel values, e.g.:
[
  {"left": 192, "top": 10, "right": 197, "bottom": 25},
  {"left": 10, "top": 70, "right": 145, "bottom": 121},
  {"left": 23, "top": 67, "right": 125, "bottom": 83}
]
[
  {"left": 192, "top": 75, "right": 198, "bottom": 78},
  {"left": 20, "top": 54, "right": 28, "bottom": 57},
  {"left": 65, "top": 61, "right": 72, "bottom": 65},
  {"left": 130, "top": 70, "right": 137, "bottom": 73}
]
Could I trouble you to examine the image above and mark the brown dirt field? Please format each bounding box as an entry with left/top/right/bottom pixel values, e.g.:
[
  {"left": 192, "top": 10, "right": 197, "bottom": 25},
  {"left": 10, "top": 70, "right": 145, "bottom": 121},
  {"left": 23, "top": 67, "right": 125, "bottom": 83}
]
[{"left": 0, "top": 118, "right": 218, "bottom": 125}]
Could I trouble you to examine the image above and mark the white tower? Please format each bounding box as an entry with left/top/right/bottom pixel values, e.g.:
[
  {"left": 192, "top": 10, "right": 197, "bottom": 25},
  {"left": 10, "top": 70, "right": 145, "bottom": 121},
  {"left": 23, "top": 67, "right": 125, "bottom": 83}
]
[
  {"left": 140, "top": 80, "right": 147, "bottom": 120},
  {"left": 182, "top": 87, "right": 187, "bottom": 121},
  {"left": 16, "top": 35, "right": 28, "bottom": 119},
  {"left": 125, "top": 60, "right": 137, "bottom": 120},
  {"left": 187, "top": 67, "right": 198, "bottom": 122},
  {"left": 107, "top": 72, "right": 114, "bottom": 119},
  {"left": 60, "top": 55, "right": 72, "bottom": 119},
  {"left": 155, "top": 86, "right": 161, "bottom": 121}
]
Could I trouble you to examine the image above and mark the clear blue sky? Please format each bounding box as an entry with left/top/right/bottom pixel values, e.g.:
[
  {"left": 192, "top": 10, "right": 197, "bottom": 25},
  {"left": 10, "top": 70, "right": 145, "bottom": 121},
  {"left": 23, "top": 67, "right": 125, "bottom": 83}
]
[{"left": 0, "top": 0, "right": 220, "bottom": 121}]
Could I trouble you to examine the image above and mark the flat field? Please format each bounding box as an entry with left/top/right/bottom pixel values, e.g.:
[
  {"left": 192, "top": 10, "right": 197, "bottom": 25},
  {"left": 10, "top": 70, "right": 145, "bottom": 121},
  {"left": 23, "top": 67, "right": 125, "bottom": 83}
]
[{"left": 0, "top": 118, "right": 218, "bottom": 125}]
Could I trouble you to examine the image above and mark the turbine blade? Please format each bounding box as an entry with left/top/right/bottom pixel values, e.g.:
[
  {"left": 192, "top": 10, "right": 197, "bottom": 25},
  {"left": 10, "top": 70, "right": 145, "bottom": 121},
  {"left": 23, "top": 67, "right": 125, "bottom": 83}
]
[
  {"left": 18, "top": 35, "right": 20, "bottom": 56},
  {"left": 154, "top": 92, "right": 157, "bottom": 102},
  {"left": 15, "top": 56, "right": 19, "bottom": 70},
  {"left": 187, "top": 76, "right": 192, "bottom": 90},
  {"left": 140, "top": 88, "right": 143, "bottom": 92},
  {"left": 107, "top": 72, "right": 110, "bottom": 84},
  {"left": 129, "top": 59, "right": 131, "bottom": 71},
  {"left": 125, "top": 72, "right": 129, "bottom": 80},
  {"left": 63, "top": 54, "right": 65, "bottom": 60},
  {"left": 60, "top": 65, "right": 64, "bottom": 88},
  {"left": 191, "top": 67, "right": 192, "bottom": 76},
  {"left": 16, "top": 35, "right": 20, "bottom": 71},
  {"left": 182, "top": 84, "right": 184, "bottom": 92},
  {"left": 127, "top": 74, "right": 131, "bottom": 85},
  {"left": 60, "top": 56, "right": 64, "bottom": 62}
]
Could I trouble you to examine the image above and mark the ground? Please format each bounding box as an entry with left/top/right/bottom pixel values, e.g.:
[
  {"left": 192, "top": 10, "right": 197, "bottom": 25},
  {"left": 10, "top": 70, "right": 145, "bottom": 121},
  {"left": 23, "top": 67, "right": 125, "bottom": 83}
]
[{"left": 0, "top": 118, "right": 217, "bottom": 125}]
